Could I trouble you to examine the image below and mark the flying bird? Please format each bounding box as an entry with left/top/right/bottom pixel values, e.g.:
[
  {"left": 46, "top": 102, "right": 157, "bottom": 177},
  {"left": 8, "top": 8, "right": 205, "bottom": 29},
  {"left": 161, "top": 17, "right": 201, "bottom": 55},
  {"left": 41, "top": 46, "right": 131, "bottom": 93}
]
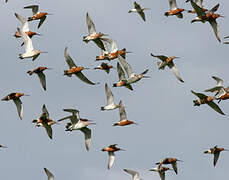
[
  {"left": 19, "top": 29, "right": 47, "bottom": 60},
  {"left": 83, "top": 12, "right": 107, "bottom": 51},
  {"left": 102, "top": 144, "right": 124, "bottom": 169},
  {"left": 114, "top": 54, "right": 149, "bottom": 86},
  {"left": 2, "top": 92, "right": 28, "bottom": 120},
  {"left": 32, "top": 104, "right": 57, "bottom": 139},
  {"left": 44, "top": 168, "right": 54, "bottom": 180},
  {"left": 0, "top": 144, "right": 8, "bottom": 148},
  {"left": 191, "top": 90, "right": 225, "bottom": 115},
  {"left": 149, "top": 164, "right": 172, "bottom": 180},
  {"left": 128, "top": 1, "right": 150, "bottom": 21},
  {"left": 186, "top": 0, "right": 207, "bottom": 14},
  {"left": 27, "top": 67, "right": 51, "bottom": 91},
  {"left": 204, "top": 76, "right": 224, "bottom": 96},
  {"left": 164, "top": 0, "right": 185, "bottom": 18},
  {"left": 94, "top": 63, "right": 113, "bottom": 74},
  {"left": 24, "top": 5, "right": 51, "bottom": 28},
  {"left": 14, "top": 13, "right": 41, "bottom": 45},
  {"left": 204, "top": 145, "right": 229, "bottom": 166},
  {"left": 156, "top": 158, "right": 183, "bottom": 174},
  {"left": 101, "top": 83, "right": 120, "bottom": 111},
  {"left": 113, "top": 101, "right": 137, "bottom": 126},
  {"left": 151, "top": 53, "right": 184, "bottom": 83},
  {"left": 123, "top": 169, "right": 142, "bottom": 180},
  {"left": 113, "top": 62, "right": 133, "bottom": 90},
  {"left": 64, "top": 47, "right": 98, "bottom": 85},
  {"left": 58, "top": 109, "right": 95, "bottom": 151},
  {"left": 190, "top": 0, "right": 223, "bottom": 42}
]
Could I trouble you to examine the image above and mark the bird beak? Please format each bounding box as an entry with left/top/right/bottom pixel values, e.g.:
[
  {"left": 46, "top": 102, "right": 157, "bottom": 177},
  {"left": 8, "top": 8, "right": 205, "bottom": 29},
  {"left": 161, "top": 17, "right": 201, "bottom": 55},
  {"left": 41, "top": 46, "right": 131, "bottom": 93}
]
[
  {"left": 24, "top": 94, "right": 30, "bottom": 96},
  {"left": 41, "top": 51, "right": 48, "bottom": 54},
  {"left": 46, "top": 68, "right": 52, "bottom": 70},
  {"left": 174, "top": 57, "right": 180, "bottom": 59},
  {"left": 1, "top": 146, "right": 8, "bottom": 148},
  {"left": 143, "top": 75, "right": 150, "bottom": 78},
  {"left": 84, "top": 68, "right": 90, "bottom": 70},
  {"left": 36, "top": 33, "right": 42, "bottom": 36},
  {"left": 47, "top": 13, "right": 53, "bottom": 15},
  {"left": 177, "top": 159, "right": 184, "bottom": 162}
]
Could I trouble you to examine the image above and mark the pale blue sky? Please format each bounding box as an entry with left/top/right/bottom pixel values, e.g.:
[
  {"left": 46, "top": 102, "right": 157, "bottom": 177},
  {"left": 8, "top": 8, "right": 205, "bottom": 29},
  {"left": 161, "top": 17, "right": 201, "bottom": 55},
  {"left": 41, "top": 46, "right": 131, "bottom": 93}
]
[{"left": 0, "top": 0, "right": 229, "bottom": 179}]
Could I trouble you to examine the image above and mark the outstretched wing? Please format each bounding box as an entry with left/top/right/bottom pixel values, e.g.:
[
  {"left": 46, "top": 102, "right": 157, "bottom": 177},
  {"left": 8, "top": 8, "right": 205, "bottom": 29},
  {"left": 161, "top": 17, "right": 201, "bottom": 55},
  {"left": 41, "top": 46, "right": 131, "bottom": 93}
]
[
  {"left": 105, "top": 83, "right": 115, "bottom": 105},
  {"left": 37, "top": 72, "right": 46, "bottom": 91},
  {"left": 80, "top": 127, "right": 91, "bottom": 151},
  {"left": 86, "top": 12, "right": 96, "bottom": 35},
  {"left": 42, "top": 123, "right": 53, "bottom": 139},
  {"left": 206, "top": 101, "right": 225, "bottom": 115},
  {"left": 75, "top": 72, "right": 97, "bottom": 85},
  {"left": 13, "top": 98, "right": 23, "bottom": 120},
  {"left": 24, "top": 5, "right": 39, "bottom": 15},
  {"left": 208, "top": 19, "right": 221, "bottom": 42},
  {"left": 64, "top": 47, "right": 77, "bottom": 68},
  {"left": 44, "top": 168, "right": 54, "bottom": 180},
  {"left": 38, "top": 16, "right": 46, "bottom": 29},
  {"left": 118, "top": 54, "right": 134, "bottom": 78}
]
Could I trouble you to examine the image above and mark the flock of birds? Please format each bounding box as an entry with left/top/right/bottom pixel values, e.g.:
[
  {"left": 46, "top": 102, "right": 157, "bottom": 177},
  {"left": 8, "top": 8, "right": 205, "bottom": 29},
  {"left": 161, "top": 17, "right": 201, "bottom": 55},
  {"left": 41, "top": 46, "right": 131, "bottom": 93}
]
[{"left": 1, "top": 0, "right": 229, "bottom": 179}]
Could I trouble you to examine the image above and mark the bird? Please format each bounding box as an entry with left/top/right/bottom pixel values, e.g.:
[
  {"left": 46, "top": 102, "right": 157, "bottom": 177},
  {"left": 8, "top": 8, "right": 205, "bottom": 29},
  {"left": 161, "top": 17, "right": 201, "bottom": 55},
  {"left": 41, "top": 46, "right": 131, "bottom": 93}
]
[
  {"left": 19, "top": 29, "right": 47, "bottom": 60},
  {"left": 94, "top": 63, "right": 113, "bottom": 74},
  {"left": 151, "top": 53, "right": 184, "bottom": 83},
  {"left": 24, "top": 5, "right": 51, "bottom": 28},
  {"left": 113, "top": 101, "right": 137, "bottom": 126},
  {"left": 190, "top": 0, "right": 223, "bottom": 42},
  {"left": 32, "top": 104, "right": 57, "bottom": 139},
  {"left": 83, "top": 12, "right": 107, "bottom": 51},
  {"left": 14, "top": 13, "right": 41, "bottom": 45},
  {"left": 128, "top": 2, "right": 150, "bottom": 21},
  {"left": 164, "top": 0, "right": 185, "bottom": 18},
  {"left": 123, "top": 169, "right": 142, "bottom": 180},
  {"left": 97, "top": 37, "right": 131, "bottom": 61},
  {"left": 64, "top": 47, "right": 98, "bottom": 85},
  {"left": 204, "top": 145, "right": 229, "bottom": 166},
  {"left": 156, "top": 158, "right": 183, "bottom": 174},
  {"left": 113, "top": 62, "right": 133, "bottom": 90},
  {"left": 27, "top": 67, "right": 51, "bottom": 91},
  {"left": 114, "top": 54, "right": 149, "bottom": 86},
  {"left": 101, "top": 83, "right": 120, "bottom": 111},
  {"left": 58, "top": 109, "right": 95, "bottom": 151},
  {"left": 149, "top": 164, "right": 172, "bottom": 180},
  {"left": 1, "top": 92, "right": 28, "bottom": 120},
  {"left": 44, "top": 168, "right": 54, "bottom": 180},
  {"left": 102, "top": 144, "right": 124, "bottom": 169},
  {"left": 191, "top": 90, "right": 225, "bottom": 115},
  {"left": 223, "top": 35, "right": 229, "bottom": 44},
  {"left": 217, "top": 89, "right": 229, "bottom": 103}
]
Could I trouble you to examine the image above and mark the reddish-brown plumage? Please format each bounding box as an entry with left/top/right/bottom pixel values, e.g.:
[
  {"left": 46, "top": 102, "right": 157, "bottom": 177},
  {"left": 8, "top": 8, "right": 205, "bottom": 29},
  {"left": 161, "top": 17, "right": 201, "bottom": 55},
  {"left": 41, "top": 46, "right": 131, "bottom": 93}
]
[
  {"left": 167, "top": 8, "right": 184, "bottom": 15},
  {"left": 32, "top": 12, "right": 48, "bottom": 20},
  {"left": 116, "top": 120, "right": 134, "bottom": 126},
  {"left": 115, "top": 81, "right": 126, "bottom": 87},
  {"left": 2, "top": 93, "right": 24, "bottom": 101},
  {"left": 102, "top": 147, "right": 121, "bottom": 152},
  {"left": 219, "top": 93, "right": 229, "bottom": 100},
  {"left": 66, "top": 67, "right": 84, "bottom": 74}
]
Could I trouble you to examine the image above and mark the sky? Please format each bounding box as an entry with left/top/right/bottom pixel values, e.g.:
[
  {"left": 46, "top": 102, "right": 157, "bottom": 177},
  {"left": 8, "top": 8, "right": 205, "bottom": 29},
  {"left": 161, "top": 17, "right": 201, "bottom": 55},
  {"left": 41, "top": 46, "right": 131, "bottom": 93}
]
[{"left": 0, "top": 0, "right": 229, "bottom": 179}]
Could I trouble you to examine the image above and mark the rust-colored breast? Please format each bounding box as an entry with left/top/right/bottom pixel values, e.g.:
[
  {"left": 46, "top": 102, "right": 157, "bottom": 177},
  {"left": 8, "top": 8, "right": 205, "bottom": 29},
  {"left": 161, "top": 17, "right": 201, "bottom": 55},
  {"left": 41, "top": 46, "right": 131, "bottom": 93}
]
[
  {"left": 119, "top": 120, "right": 133, "bottom": 126},
  {"left": 168, "top": 9, "right": 184, "bottom": 15},
  {"left": 33, "top": 12, "right": 47, "bottom": 20},
  {"left": 116, "top": 81, "right": 125, "bottom": 87},
  {"left": 206, "top": 96, "right": 214, "bottom": 102},
  {"left": 220, "top": 93, "right": 229, "bottom": 100},
  {"left": 67, "top": 67, "right": 83, "bottom": 74},
  {"left": 26, "top": 31, "right": 36, "bottom": 38}
]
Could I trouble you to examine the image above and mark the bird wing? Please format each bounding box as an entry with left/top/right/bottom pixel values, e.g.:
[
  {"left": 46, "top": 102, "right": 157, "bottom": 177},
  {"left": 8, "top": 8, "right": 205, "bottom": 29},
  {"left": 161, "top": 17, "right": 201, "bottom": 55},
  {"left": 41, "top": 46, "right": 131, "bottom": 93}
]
[
  {"left": 213, "top": 152, "right": 220, "bottom": 166},
  {"left": 168, "top": 62, "right": 184, "bottom": 82},
  {"left": 15, "top": 13, "right": 29, "bottom": 32},
  {"left": 159, "top": 171, "right": 165, "bottom": 180},
  {"left": 74, "top": 72, "right": 97, "bottom": 85},
  {"left": 37, "top": 72, "right": 46, "bottom": 91},
  {"left": 80, "top": 127, "right": 91, "bottom": 151},
  {"left": 206, "top": 101, "right": 225, "bottom": 115},
  {"left": 190, "top": 0, "right": 206, "bottom": 17},
  {"left": 119, "top": 101, "right": 127, "bottom": 121},
  {"left": 117, "top": 62, "right": 126, "bottom": 81},
  {"left": 64, "top": 47, "right": 77, "bottom": 68},
  {"left": 169, "top": 0, "right": 178, "bottom": 10},
  {"left": 204, "top": 86, "right": 224, "bottom": 94},
  {"left": 108, "top": 151, "right": 115, "bottom": 169},
  {"left": 150, "top": 53, "right": 168, "bottom": 62},
  {"left": 196, "top": 0, "right": 203, "bottom": 8},
  {"left": 208, "top": 19, "right": 221, "bottom": 42},
  {"left": 57, "top": 115, "right": 72, "bottom": 122},
  {"left": 32, "top": 53, "right": 40, "bottom": 61},
  {"left": 191, "top": 90, "right": 208, "bottom": 99},
  {"left": 138, "top": 11, "right": 146, "bottom": 21},
  {"left": 118, "top": 54, "right": 134, "bottom": 78},
  {"left": 20, "top": 29, "right": 34, "bottom": 53},
  {"left": 212, "top": 76, "right": 224, "bottom": 86},
  {"left": 13, "top": 98, "right": 23, "bottom": 120},
  {"left": 172, "top": 162, "right": 178, "bottom": 174},
  {"left": 42, "top": 104, "right": 49, "bottom": 118},
  {"left": 86, "top": 12, "right": 96, "bottom": 35},
  {"left": 24, "top": 5, "right": 39, "bottom": 15},
  {"left": 209, "top": 3, "right": 219, "bottom": 14},
  {"left": 102, "top": 37, "right": 118, "bottom": 53},
  {"left": 93, "top": 38, "right": 106, "bottom": 51},
  {"left": 123, "top": 169, "right": 139, "bottom": 180},
  {"left": 105, "top": 83, "right": 115, "bottom": 105},
  {"left": 44, "top": 168, "right": 54, "bottom": 180},
  {"left": 38, "top": 16, "right": 46, "bottom": 29},
  {"left": 42, "top": 122, "right": 52, "bottom": 139}
]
